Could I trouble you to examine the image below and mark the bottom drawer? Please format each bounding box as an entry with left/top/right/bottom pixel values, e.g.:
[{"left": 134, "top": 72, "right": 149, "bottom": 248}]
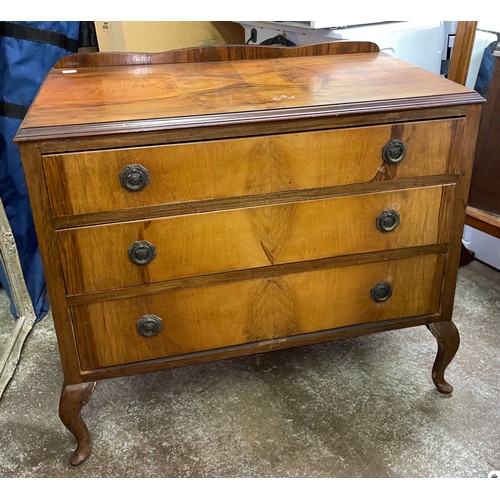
[{"left": 72, "top": 253, "right": 444, "bottom": 371}]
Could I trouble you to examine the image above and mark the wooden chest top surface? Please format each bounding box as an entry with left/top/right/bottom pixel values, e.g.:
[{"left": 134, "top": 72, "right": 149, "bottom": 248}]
[{"left": 18, "top": 51, "right": 479, "bottom": 136}]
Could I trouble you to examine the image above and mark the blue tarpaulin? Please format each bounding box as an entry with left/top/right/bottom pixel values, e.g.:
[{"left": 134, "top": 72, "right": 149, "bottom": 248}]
[{"left": 0, "top": 21, "right": 80, "bottom": 321}]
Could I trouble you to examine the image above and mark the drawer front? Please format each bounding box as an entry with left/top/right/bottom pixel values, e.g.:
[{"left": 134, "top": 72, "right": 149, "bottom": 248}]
[
  {"left": 43, "top": 118, "right": 461, "bottom": 218},
  {"left": 58, "top": 184, "right": 453, "bottom": 294},
  {"left": 72, "top": 253, "right": 445, "bottom": 370}
]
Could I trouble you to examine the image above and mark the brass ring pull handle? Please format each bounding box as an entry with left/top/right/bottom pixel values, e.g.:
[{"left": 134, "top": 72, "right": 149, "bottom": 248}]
[
  {"left": 120, "top": 164, "right": 150, "bottom": 191},
  {"left": 370, "top": 282, "right": 393, "bottom": 303},
  {"left": 128, "top": 240, "right": 156, "bottom": 265},
  {"left": 376, "top": 210, "right": 400, "bottom": 233},
  {"left": 382, "top": 139, "right": 407, "bottom": 164},
  {"left": 136, "top": 315, "right": 163, "bottom": 337}
]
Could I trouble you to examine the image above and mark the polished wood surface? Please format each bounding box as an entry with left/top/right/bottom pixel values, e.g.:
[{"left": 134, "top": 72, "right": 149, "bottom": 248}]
[
  {"left": 448, "top": 21, "right": 478, "bottom": 86},
  {"left": 19, "top": 51, "right": 477, "bottom": 133},
  {"left": 465, "top": 207, "right": 500, "bottom": 239},
  {"left": 54, "top": 41, "right": 380, "bottom": 69},
  {"left": 57, "top": 185, "right": 452, "bottom": 294},
  {"left": 66, "top": 244, "right": 448, "bottom": 307},
  {"left": 58, "top": 382, "right": 97, "bottom": 465},
  {"left": 439, "top": 104, "right": 482, "bottom": 318},
  {"left": 18, "top": 144, "right": 83, "bottom": 383},
  {"left": 72, "top": 253, "right": 444, "bottom": 370},
  {"left": 427, "top": 322, "right": 460, "bottom": 394},
  {"left": 43, "top": 119, "right": 461, "bottom": 218}
]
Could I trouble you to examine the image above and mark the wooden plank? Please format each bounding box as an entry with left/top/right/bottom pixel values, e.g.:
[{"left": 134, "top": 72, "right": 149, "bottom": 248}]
[
  {"left": 465, "top": 207, "right": 500, "bottom": 238},
  {"left": 448, "top": 21, "right": 478, "bottom": 85},
  {"left": 54, "top": 41, "right": 380, "bottom": 69}
]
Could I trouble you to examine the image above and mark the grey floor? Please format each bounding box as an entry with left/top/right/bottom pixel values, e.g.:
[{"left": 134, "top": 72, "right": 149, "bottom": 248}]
[
  {"left": 0, "top": 288, "right": 16, "bottom": 365},
  {"left": 0, "top": 259, "right": 498, "bottom": 478}
]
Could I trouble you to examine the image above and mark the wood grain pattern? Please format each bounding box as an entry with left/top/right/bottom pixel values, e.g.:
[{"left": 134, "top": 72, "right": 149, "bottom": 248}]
[
  {"left": 59, "top": 382, "right": 97, "bottom": 466},
  {"left": 448, "top": 21, "right": 478, "bottom": 86},
  {"left": 17, "top": 144, "right": 83, "bottom": 384},
  {"left": 72, "top": 253, "right": 445, "bottom": 370},
  {"left": 57, "top": 185, "right": 453, "bottom": 294},
  {"left": 66, "top": 244, "right": 449, "bottom": 306},
  {"left": 439, "top": 104, "right": 482, "bottom": 319},
  {"left": 17, "top": 99, "right": 480, "bottom": 145},
  {"left": 19, "top": 52, "right": 476, "bottom": 132},
  {"left": 52, "top": 175, "right": 458, "bottom": 230},
  {"left": 80, "top": 313, "right": 443, "bottom": 381},
  {"left": 43, "top": 118, "right": 462, "bottom": 218},
  {"left": 54, "top": 41, "right": 380, "bottom": 69},
  {"left": 465, "top": 207, "right": 500, "bottom": 239},
  {"left": 427, "top": 321, "right": 460, "bottom": 394}
]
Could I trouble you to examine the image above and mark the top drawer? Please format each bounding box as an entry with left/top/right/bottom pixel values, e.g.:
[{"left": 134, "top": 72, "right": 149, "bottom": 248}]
[{"left": 43, "top": 118, "right": 462, "bottom": 218}]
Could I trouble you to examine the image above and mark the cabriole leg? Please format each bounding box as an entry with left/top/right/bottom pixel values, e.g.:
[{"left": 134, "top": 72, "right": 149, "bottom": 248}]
[
  {"left": 59, "top": 381, "right": 97, "bottom": 466},
  {"left": 427, "top": 321, "right": 460, "bottom": 394}
]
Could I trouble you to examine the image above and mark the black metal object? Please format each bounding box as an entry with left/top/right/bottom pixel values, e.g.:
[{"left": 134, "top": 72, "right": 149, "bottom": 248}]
[
  {"left": 376, "top": 209, "right": 400, "bottom": 233},
  {"left": 382, "top": 139, "right": 407, "bottom": 164},
  {"left": 370, "top": 282, "right": 393, "bottom": 302},
  {"left": 119, "top": 164, "right": 150, "bottom": 191},
  {"left": 136, "top": 315, "right": 163, "bottom": 337},
  {"left": 128, "top": 240, "right": 156, "bottom": 265}
]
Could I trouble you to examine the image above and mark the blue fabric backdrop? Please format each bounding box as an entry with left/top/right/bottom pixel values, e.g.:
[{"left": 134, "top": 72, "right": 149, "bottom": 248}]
[{"left": 0, "top": 21, "right": 80, "bottom": 321}]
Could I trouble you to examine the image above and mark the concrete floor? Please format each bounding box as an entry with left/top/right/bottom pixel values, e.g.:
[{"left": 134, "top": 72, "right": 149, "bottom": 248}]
[
  {"left": 0, "top": 259, "right": 498, "bottom": 478},
  {"left": 0, "top": 288, "right": 16, "bottom": 365}
]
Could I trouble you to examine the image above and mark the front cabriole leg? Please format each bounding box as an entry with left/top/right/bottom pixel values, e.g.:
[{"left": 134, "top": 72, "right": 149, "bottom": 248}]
[
  {"left": 426, "top": 321, "right": 460, "bottom": 394},
  {"left": 59, "top": 381, "right": 97, "bottom": 466}
]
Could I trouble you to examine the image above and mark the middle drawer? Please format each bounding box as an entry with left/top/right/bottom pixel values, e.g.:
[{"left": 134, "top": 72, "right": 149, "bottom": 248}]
[{"left": 58, "top": 184, "right": 452, "bottom": 295}]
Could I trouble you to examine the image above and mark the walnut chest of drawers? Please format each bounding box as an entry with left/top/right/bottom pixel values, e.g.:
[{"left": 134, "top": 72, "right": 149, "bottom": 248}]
[{"left": 15, "top": 42, "right": 483, "bottom": 465}]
